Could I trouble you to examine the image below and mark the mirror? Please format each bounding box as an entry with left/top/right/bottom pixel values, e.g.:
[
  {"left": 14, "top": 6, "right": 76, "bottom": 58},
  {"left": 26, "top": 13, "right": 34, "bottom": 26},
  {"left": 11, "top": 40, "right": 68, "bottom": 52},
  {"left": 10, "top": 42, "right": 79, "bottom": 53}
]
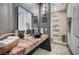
[
  {"left": 17, "top": 6, "right": 32, "bottom": 31},
  {"left": 42, "top": 3, "right": 47, "bottom": 23}
]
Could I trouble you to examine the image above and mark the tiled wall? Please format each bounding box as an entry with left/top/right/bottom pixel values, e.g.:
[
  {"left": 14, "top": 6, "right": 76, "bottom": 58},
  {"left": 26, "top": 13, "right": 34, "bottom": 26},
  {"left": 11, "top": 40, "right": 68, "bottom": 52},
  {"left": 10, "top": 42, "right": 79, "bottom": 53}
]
[{"left": 51, "top": 10, "right": 67, "bottom": 42}]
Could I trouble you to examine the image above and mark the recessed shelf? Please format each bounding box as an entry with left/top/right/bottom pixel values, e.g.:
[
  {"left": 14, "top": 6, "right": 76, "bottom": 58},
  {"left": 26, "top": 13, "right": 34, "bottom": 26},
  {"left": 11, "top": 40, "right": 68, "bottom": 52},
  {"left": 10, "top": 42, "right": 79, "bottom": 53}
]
[
  {"left": 53, "top": 29, "right": 59, "bottom": 31},
  {"left": 53, "top": 19, "right": 59, "bottom": 22},
  {"left": 53, "top": 34, "right": 59, "bottom": 36},
  {"left": 53, "top": 25, "right": 59, "bottom": 28}
]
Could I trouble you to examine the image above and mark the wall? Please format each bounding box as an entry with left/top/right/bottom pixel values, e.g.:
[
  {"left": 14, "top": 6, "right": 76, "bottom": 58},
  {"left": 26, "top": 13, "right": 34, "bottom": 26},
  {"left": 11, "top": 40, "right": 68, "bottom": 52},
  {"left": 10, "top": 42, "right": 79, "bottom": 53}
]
[
  {"left": 51, "top": 3, "right": 67, "bottom": 42},
  {"left": 0, "top": 3, "right": 39, "bottom": 34},
  {"left": 67, "top": 3, "right": 73, "bottom": 17},
  {"left": 39, "top": 4, "right": 51, "bottom": 36},
  {"left": 69, "top": 4, "right": 79, "bottom": 54},
  {"left": 67, "top": 3, "right": 73, "bottom": 48},
  {"left": 51, "top": 10, "right": 67, "bottom": 42},
  {"left": 0, "top": 3, "right": 13, "bottom": 34}
]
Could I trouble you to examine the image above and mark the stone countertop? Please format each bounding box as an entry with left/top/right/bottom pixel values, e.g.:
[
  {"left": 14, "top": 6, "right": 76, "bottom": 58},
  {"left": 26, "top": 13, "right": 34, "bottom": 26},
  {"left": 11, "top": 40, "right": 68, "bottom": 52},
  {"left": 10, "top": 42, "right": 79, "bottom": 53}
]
[{"left": 8, "top": 34, "right": 48, "bottom": 55}]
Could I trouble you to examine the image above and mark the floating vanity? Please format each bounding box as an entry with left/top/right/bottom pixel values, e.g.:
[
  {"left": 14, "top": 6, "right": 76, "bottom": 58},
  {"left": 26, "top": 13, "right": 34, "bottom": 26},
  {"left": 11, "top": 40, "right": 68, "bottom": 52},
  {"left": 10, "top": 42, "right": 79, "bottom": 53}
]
[
  {"left": 8, "top": 34, "right": 51, "bottom": 55},
  {"left": 0, "top": 33, "right": 51, "bottom": 55}
]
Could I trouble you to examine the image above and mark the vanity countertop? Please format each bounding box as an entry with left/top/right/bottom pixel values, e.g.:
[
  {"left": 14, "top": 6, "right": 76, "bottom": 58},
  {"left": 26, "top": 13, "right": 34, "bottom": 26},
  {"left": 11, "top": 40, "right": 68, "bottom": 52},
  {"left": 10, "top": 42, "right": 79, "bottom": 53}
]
[{"left": 8, "top": 34, "right": 49, "bottom": 55}]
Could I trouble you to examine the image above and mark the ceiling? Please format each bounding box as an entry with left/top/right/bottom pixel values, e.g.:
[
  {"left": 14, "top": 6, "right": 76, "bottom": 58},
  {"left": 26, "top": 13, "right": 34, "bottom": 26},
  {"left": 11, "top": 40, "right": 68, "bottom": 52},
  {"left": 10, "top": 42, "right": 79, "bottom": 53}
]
[{"left": 51, "top": 3, "right": 67, "bottom": 13}]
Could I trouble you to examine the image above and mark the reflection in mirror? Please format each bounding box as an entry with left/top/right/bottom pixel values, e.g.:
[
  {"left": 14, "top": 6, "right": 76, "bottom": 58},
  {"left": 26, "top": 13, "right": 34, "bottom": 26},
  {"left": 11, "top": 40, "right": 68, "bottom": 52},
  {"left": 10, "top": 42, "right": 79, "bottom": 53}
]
[
  {"left": 42, "top": 3, "right": 47, "bottom": 23},
  {"left": 17, "top": 6, "right": 32, "bottom": 32}
]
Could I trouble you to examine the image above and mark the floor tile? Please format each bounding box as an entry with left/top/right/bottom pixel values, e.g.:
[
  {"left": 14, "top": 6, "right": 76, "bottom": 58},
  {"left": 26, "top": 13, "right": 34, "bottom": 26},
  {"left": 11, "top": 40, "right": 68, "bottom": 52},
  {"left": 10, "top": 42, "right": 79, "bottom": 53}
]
[{"left": 33, "top": 43, "right": 71, "bottom": 55}]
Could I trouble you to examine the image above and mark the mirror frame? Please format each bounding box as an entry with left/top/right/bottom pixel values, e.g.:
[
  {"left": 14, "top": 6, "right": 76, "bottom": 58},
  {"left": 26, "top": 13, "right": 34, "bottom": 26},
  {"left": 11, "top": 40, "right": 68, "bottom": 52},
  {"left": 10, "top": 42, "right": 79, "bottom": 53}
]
[{"left": 17, "top": 6, "right": 33, "bottom": 31}]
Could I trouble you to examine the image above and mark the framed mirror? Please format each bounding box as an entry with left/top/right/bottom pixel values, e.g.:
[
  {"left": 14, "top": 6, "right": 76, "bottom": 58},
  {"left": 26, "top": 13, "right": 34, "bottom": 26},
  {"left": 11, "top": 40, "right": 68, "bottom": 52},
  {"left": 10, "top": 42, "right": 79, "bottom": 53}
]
[{"left": 17, "top": 6, "right": 33, "bottom": 32}]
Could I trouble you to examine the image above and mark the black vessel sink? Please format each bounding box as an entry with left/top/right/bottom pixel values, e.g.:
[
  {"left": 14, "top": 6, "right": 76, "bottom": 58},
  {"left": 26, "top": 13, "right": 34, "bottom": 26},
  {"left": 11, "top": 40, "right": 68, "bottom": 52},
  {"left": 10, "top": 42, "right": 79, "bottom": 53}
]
[{"left": 33, "top": 33, "right": 42, "bottom": 38}]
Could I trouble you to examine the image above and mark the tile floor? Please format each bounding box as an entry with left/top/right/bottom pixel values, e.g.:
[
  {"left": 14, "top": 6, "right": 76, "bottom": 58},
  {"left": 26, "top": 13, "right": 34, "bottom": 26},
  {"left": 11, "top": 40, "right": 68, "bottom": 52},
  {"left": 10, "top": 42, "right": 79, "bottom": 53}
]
[{"left": 33, "top": 42, "right": 71, "bottom": 55}]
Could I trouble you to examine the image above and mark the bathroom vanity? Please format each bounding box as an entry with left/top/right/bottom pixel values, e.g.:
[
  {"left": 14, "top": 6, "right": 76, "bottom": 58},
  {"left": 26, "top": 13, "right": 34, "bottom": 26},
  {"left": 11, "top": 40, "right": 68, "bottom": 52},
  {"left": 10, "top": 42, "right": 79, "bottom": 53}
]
[
  {"left": 8, "top": 34, "right": 51, "bottom": 55},
  {"left": 0, "top": 33, "right": 51, "bottom": 55}
]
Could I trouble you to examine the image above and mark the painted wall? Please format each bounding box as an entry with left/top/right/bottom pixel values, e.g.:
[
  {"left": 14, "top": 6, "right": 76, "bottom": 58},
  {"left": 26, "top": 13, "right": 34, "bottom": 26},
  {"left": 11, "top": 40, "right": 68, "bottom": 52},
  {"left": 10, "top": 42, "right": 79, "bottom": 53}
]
[
  {"left": 67, "top": 3, "right": 73, "bottom": 48},
  {"left": 0, "top": 3, "right": 13, "bottom": 34},
  {"left": 68, "top": 4, "right": 79, "bottom": 54},
  {"left": 67, "top": 3, "right": 73, "bottom": 17}
]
